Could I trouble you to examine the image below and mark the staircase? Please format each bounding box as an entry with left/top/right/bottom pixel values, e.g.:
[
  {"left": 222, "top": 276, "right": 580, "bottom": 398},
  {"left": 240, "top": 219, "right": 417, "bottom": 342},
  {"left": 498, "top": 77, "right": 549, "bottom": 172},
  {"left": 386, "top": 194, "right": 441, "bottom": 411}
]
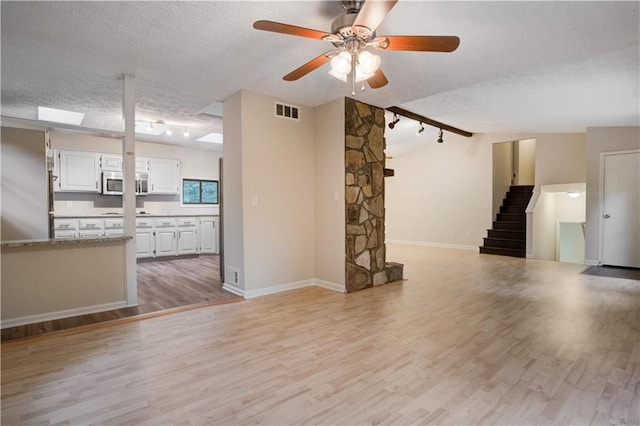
[{"left": 479, "top": 185, "right": 534, "bottom": 258}]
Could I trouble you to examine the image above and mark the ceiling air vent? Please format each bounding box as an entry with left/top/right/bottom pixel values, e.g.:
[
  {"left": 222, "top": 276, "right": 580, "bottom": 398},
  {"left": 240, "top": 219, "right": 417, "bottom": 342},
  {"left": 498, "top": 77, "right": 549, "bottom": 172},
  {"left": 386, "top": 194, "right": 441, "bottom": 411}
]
[{"left": 275, "top": 102, "right": 299, "bottom": 121}]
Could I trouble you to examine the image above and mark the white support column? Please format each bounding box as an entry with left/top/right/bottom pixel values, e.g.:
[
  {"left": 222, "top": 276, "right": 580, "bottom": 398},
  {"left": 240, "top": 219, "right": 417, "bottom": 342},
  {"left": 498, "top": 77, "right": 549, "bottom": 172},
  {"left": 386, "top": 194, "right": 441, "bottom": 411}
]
[{"left": 123, "top": 74, "right": 138, "bottom": 306}]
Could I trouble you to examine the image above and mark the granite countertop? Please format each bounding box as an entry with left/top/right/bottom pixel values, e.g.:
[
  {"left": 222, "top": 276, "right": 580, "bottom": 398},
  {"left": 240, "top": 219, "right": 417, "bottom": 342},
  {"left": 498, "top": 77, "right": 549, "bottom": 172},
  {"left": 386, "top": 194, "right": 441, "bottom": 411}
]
[
  {"left": 53, "top": 213, "right": 219, "bottom": 218},
  {"left": 1, "top": 235, "right": 133, "bottom": 249}
]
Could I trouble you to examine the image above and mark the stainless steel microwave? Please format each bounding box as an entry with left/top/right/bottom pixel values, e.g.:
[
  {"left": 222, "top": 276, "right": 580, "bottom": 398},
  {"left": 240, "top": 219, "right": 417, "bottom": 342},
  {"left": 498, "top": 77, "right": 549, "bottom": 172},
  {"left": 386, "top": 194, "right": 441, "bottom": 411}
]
[{"left": 102, "top": 171, "right": 148, "bottom": 196}]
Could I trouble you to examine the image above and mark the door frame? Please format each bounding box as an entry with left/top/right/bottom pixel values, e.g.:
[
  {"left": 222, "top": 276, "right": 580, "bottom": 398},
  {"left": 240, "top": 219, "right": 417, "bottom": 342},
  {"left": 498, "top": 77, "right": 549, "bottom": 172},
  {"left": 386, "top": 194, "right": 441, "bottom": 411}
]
[{"left": 597, "top": 148, "right": 640, "bottom": 265}]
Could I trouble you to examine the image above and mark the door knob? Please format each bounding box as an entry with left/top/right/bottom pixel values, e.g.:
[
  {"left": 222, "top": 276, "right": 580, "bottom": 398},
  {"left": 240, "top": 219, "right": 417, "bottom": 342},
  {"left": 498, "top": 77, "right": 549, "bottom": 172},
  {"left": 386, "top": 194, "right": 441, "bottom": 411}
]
[{"left": 603, "top": 214, "right": 611, "bottom": 219}]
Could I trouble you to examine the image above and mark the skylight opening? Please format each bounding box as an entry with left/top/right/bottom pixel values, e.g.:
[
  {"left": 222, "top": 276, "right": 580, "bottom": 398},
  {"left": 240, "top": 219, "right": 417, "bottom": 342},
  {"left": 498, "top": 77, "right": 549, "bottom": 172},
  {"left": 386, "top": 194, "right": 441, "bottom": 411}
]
[
  {"left": 37, "top": 106, "right": 85, "bottom": 125},
  {"left": 196, "top": 132, "right": 223, "bottom": 144}
]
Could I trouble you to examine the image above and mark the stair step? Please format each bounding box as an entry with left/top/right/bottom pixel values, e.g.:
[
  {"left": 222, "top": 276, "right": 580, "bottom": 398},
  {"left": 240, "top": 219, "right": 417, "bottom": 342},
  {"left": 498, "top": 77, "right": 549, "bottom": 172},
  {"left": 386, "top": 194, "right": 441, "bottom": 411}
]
[
  {"left": 483, "top": 237, "right": 525, "bottom": 250},
  {"left": 488, "top": 229, "right": 526, "bottom": 239},
  {"left": 497, "top": 213, "right": 526, "bottom": 222},
  {"left": 493, "top": 221, "right": 526, "bottom": 230},
  {"left": 500, "top": 205, "right": 527, "bottom": 214},
  {"left": 479, "top": 246, "right": 526, "bottom": 258},
  {"left": 509, "top": 185, "right": 534, "bottom": 192}
]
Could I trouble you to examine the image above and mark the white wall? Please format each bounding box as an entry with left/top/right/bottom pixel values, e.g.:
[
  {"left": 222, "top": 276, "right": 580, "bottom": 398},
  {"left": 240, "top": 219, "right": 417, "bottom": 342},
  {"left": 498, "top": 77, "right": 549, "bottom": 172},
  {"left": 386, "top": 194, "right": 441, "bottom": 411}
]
[
  {"left": 533, "top": 189, "right": 586, "bottom": 260},
  {"left": 535, "top": 133, "right": 586, "bottom": 186},
  {"left": 1, "top": 241, "right": 127, "bottom": 325},
  {"left": 224, "top": 90, "right": 316, "bottom": 293},
  {"left": 222, "top": 91, "right": 245, "bottom": 291},
  {"left": 1, "top": 127, "right": 48, "bottom": 240},
  {"left": 314, "top": 98, "right": 346, "bottom": 287},
  {"left": 387, "top": 132, "right": 588, "bottom": 249},
  {"left": 516, "top": 138, "right": 536, "bottom": 185},
  {"left": 50, "top": 132, "right": 222, "bottom": 216},
  {"left": 585, "top": 127, "right": 640, "bottom": 264},
  {"left": 386, "top": 132, "right": 492, "bottom": 248},
  {"left": 492, "top": 141, "right": 513, "bottom": 219}
]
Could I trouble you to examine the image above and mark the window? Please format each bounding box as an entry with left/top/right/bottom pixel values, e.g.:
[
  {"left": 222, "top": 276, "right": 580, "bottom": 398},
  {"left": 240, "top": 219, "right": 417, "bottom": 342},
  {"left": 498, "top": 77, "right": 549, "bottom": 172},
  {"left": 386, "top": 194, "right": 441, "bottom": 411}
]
[{"left": 182, "top": 179, "right": 218, "bottom": 205}]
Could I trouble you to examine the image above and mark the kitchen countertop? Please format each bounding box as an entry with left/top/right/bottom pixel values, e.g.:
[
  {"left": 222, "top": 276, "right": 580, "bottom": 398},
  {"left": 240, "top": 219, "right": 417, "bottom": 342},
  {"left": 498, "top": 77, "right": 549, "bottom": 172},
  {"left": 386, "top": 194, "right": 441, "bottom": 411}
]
[
  {"left": 1, "top": 235, "right": 132, "bottom": 249},
  {"left": 53, "top": 213, "right": 219, "bottom": 218}
]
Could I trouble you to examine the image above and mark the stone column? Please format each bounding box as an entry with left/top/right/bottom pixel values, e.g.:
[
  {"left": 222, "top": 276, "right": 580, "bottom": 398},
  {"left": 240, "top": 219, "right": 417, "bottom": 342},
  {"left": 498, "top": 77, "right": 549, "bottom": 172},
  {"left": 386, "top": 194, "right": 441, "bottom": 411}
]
[{"left": 344, "top": 98, "right": 388, "bottom": 292}]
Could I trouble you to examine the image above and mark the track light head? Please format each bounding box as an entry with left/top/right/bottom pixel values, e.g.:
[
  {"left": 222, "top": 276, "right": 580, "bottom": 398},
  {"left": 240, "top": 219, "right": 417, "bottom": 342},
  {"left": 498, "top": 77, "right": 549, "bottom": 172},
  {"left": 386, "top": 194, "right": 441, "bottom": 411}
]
[
  {"left": 437, "top": 128, "right": 444, "bottom": 143},
  {"left": 416, "top": 122, "right": 425, "bottom": 135},
  {"left": 388, "top": 113, "right": 400, "bottom": 130}
]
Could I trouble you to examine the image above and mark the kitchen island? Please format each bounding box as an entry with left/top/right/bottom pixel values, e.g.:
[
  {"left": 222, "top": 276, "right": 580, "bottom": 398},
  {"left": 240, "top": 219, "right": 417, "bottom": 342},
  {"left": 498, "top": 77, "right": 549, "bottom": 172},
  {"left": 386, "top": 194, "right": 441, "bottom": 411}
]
[{"left": 1, "top": 235, "right": 132, "bottom": 328}]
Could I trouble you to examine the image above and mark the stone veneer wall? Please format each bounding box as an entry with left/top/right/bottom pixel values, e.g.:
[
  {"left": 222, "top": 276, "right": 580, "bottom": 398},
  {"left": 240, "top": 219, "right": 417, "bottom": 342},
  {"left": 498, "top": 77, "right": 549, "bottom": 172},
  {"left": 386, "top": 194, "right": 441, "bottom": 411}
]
[{"left": 344, "top": 98, "right": 388, "bottom": 292}]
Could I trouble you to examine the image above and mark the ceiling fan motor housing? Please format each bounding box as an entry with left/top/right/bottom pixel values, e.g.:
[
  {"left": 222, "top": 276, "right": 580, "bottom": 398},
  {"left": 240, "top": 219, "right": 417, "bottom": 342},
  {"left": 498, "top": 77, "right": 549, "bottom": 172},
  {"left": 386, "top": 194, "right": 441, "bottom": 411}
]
[{"left": 331, "top": 13, "right": 374, "bottom": 45}]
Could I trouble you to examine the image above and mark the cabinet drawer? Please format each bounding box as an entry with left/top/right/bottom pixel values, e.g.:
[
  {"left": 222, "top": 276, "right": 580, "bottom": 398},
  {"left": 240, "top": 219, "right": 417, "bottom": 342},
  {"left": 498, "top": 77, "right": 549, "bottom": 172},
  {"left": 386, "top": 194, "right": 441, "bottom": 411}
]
[
  {"left": 79, "top": 230, "right": 105, "bottom": 238},
  {"left": 155, "top": 218, "right": 177, "bottom": 228},
  {"left": 54, "top": 219, "right": 79, "bottom": 231},
  {"left": 55, "top": 230, "right": 78, "bottom": 239},
  {"left": 104, "top": 219, "right": 124, "bottom": 229},
  {"left": 136, "top": 218, "right": 154, "bottom": 228},
  {"left": 177, "top": 218, "right": 197, "bottom": 227},
  {"left": 79, "top": 219, "right": 104, "bottom": 230}
]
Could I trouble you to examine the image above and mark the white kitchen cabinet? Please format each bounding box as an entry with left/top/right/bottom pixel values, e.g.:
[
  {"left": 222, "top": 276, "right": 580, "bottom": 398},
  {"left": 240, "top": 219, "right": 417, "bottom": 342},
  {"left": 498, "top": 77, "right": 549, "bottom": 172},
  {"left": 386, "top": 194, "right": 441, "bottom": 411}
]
[
  {"left": 154, "top": 218, "right": 177, "bottom": 256},
  {"left": 200, "top": 217, "right": 218, "bottom": 254},
  {"left": 57, "top": 150, "right": 101, "bottom": 192},
  {"left": 136, "top": 229, "right": 155, "bottom": 258},
  {"left": 79, "top": 230, "right": 105, "bottom": 238},
  {"left": 101, "top": 154, "right": 122, "bottom": 171},
  {"left": 177, "top": 218, "right": 198, "bottom": 255},
  {"left": 136, "top": 157, "right": 149, "bottom": 173},
  {"left": 148, "top": 158, "right": 180, "bottom": 194},
  {"left": 54, "top": 219, "right": 79, "bottom": 239},
  {"left": 105, "top": 229, "right": 124, "bottom": 237}
]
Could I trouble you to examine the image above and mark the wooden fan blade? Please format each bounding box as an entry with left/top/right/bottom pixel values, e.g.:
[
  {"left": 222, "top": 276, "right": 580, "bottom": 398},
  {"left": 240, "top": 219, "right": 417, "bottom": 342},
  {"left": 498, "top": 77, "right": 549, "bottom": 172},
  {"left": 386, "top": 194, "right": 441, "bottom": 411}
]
[
  {"left": 283, "top": 51, "right": 334, "bottom": 81},
  {"left": 377, "top": 35, "right": 460, "bottom": 52},
  {"left": 253, "top": 20, "right": 331, "bottom": 40},
  {"left": 352, "top": 0, "right": 398, "bottom": 32},
  {"left": 367, "top": 68, "right": 388, "bottom": 89}
]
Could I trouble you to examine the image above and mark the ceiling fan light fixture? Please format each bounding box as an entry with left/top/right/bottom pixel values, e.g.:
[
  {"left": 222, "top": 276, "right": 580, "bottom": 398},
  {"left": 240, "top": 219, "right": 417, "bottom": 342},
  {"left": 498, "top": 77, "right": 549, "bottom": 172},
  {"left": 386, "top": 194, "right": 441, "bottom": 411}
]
[
  {"left": 330, "top": 51, "right": 352, "bottom": 74},
  {"left": 357, "top": 50, "right": 380, "bottom": 74},
  {"left": 328, "top": 68, "right": 349, "bottom": 82}
]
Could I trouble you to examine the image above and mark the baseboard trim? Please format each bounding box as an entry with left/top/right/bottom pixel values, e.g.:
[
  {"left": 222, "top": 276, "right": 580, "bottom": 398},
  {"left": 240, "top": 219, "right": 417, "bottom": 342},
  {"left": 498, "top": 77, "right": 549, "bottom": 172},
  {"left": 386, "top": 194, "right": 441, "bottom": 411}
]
[
  {"left": 1, "top": 301, "right": 128, "bottom": 329},
  {"left": 244, "top": 279, "right": 315, "bottom": 299},
  {"left": 222, "top": 283, "right": 244, "bottom": 297},
  {"left": 584, "top": 259, "right": 599, "bottom": 266},
  {"left": 387, "top": 239, "right": 477, "bottom": 251},
  {"left": 313, "top": 279, "right": 345, "bottom": 293}
]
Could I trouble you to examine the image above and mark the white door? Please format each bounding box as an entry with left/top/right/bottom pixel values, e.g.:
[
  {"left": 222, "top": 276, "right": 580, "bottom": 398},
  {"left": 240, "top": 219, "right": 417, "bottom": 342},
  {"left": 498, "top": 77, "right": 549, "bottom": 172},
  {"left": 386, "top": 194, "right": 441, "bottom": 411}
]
[{"left": 601, "top": 151, "right": 640, "bottom": 267}]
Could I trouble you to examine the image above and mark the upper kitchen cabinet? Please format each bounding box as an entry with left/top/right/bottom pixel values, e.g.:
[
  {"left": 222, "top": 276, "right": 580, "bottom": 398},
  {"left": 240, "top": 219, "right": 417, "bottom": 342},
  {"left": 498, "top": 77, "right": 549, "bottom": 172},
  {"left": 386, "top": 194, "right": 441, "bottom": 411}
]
[
  {"left": 101, "top": 154, "right": 122, "bottom": 171},
  {"left": 101, "top": 155, "right": 149, "bottom": 173},
  {"left": 148, "top": 158, "right": 180, "bottom": 194},
  {"left": 56, "top": 150, "right": 101, "bottom": 192}
]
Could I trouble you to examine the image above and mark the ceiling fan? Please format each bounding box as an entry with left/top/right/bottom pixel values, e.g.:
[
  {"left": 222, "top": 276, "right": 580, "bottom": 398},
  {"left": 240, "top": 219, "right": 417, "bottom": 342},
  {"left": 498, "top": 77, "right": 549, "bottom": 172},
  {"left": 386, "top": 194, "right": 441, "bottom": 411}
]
[{"left": 253, "top": 0, "right": 460, "bottom": 93}]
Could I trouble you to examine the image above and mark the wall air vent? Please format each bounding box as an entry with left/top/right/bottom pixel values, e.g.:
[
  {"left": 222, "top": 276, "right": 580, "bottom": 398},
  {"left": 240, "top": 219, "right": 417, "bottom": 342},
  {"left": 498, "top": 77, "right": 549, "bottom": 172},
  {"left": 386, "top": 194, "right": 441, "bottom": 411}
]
[{"left": 275, "top": 102, "right": 299, "bottom": 121}]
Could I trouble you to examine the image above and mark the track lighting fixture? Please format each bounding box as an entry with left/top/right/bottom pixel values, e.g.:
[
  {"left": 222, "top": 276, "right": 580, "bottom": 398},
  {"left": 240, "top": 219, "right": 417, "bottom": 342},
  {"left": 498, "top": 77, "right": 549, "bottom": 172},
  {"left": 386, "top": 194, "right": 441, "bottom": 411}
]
[
  {"left": 437, "top": 128, "right": 444, "bottom": 143},
  {"left": 165, "top": 127, "right": 173, "bottom": 136},
  {"left": 416, "top": 122, "right": 425, "bottom": 135},
  {"left": 388, "top": 113, "right": 400, "bottom": 129},
  {"left": 146, "top": 122, "right": 154, "bottom": 132},
  {"left": 183, "top": 127, "right": 189, "bottom": 137}
]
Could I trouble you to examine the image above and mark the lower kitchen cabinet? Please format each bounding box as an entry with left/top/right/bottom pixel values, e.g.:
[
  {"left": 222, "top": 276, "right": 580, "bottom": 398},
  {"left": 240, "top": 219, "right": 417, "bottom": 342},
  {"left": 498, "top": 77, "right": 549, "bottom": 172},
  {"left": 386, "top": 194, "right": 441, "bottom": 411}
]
[
  {"left": 155, "top": 228, "right": 177, "bottom": 256},
  {"left": 200, "top": 217, "right": 218, "bottom": 254},
  {"left": 177, "top": 218, "right": 198, "bottom": 255},
  {"left": 136, "top": 229, "right": 155, "bottom": 258}
]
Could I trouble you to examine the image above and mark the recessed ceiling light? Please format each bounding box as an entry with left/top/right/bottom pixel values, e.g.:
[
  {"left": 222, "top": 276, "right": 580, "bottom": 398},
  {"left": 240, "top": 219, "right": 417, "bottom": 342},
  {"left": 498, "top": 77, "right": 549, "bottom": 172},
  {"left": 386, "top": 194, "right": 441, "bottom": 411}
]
[
  {"left": 196, "top": 132, "right": 223, "bottom": 144},
  {"left": 135, "top": 120, "right": 168, "bottom": 136},
  {"left": 37, "top": 106, "right": 85, "bottom": 125}
]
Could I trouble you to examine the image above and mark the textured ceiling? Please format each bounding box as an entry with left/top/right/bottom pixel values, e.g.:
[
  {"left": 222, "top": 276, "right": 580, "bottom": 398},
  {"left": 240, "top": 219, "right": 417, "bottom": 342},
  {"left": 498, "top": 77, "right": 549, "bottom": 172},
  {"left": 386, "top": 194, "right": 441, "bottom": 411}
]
[{"left": 1, "top": 1, "right": 638, "bottom": 153}]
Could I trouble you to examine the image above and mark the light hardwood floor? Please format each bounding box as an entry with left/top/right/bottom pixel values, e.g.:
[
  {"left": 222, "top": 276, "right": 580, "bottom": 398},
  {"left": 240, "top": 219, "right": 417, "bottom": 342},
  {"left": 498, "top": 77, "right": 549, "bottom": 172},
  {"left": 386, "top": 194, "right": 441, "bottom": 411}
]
[{"left": 2, "top": 245, "right": 639, "bottom": 425}]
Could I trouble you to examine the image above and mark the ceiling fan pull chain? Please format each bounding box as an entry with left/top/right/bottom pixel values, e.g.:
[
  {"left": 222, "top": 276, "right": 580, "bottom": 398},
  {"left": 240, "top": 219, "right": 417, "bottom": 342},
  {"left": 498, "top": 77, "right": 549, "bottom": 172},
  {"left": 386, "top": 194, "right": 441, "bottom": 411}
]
[{"left": 351, "top": 52, "right": 356, "bottom": 96}]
